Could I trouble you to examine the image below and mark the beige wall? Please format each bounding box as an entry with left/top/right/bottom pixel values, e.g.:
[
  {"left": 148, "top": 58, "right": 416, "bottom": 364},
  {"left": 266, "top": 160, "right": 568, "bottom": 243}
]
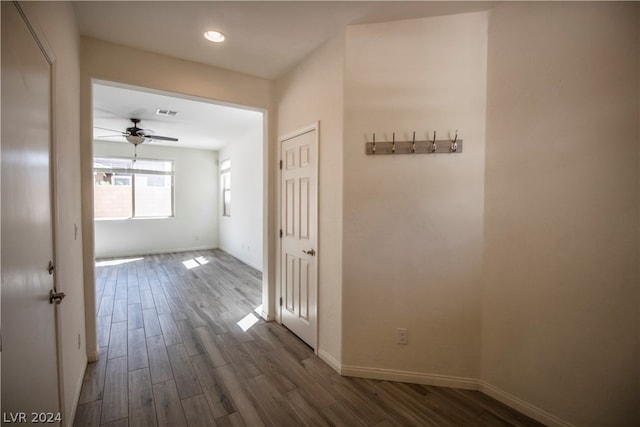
[
  {"left": 19, "top": 2, "right": 86, "bottom": 424},
  {"left": 283, "top": 5, "right": 640, "bottom": 425},
  {"left": 483, "top": 2, "right": 640, "bottom": 425},
  {"left": 276, "top": 32, "right": 346, "bottom": 365},
  {"left": 219, "top": 122, "right": 264, "bottom": 271},
  {"left": 342, "top": 12, "right": 487, "bottom": 381},
  {"left": 80, "top": 37, "right": 276, "bottom": 358}
]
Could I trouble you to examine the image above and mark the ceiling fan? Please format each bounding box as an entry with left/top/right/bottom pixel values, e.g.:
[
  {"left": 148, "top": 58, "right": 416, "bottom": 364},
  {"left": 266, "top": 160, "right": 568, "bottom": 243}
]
[{"left": 95, "top": 118, "right": 179, "bottom": 146}]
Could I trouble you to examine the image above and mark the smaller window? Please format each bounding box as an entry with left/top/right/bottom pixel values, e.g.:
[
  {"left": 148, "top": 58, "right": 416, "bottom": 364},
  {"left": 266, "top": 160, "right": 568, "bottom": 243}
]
[{"left": 221, "top": 159, "right": 231, "bottom": 217}]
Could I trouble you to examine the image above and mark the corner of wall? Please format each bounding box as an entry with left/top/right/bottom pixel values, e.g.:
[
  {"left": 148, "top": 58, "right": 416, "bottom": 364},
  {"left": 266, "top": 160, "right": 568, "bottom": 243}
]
[{"left": 275, "top": 31, "right": 346, "bottom": 363}]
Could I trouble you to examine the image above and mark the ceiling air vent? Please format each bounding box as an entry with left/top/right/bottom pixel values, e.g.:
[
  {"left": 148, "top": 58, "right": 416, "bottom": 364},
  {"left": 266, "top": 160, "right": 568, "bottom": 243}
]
[{"left": 156, "top": 109, "right": 178, "bottom": 117}]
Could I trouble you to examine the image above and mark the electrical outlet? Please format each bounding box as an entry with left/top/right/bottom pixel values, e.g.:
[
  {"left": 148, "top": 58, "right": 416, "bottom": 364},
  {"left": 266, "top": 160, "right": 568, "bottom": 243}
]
[{"left": 397, "top": 328, "right": 408, "bottom": 345}]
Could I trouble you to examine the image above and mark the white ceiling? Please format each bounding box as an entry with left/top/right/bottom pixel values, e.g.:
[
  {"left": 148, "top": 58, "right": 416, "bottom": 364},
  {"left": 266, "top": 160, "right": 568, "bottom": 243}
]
[
  {"left": 92, "top": 82, "right": 263, "bottom": 151},
  {"left": 79, "top": 1, "right": 493, "bottom": 151},
  {"left": 74, "top": 1, "right": 493, "bottom": 80}
]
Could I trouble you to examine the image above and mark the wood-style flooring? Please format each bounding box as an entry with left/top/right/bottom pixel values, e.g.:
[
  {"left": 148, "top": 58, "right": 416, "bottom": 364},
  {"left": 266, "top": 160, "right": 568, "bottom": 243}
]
[{"left": 74, "top": 249, "right": 544, "bottom": 427}]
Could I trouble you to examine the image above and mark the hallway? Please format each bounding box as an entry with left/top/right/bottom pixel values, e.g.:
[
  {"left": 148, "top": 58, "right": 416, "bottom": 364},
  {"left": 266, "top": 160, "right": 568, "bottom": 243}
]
[{"left": 74, "top": 250, "right": 542, "bottom": 426}]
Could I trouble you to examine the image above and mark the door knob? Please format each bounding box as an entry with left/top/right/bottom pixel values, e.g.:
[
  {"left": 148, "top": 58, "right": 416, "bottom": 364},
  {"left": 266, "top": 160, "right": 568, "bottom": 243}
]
[
  {"left": 49, "top": 289, "right": 66, "bottom": 305},
  {"left": 302, "top": 249, "right": 316, "bottom": 256}
]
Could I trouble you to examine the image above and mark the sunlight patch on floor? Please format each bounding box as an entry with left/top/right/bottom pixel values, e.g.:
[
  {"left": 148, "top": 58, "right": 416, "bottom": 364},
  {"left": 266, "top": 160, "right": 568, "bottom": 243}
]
[
  {"left": 236, "top": 305, "right": 263, "bottom": 332},
  {"left": 237, "top": 312, "right": 260, "bottom": 332},
  {"left": 182, "top": 256, "right": 209, "bottom": 270},
  {"left": 96, "top": 257, "right": 144, "bottom": 267},
  {"left": 195, "top": 256, "right": 209, "bottom": 265}
]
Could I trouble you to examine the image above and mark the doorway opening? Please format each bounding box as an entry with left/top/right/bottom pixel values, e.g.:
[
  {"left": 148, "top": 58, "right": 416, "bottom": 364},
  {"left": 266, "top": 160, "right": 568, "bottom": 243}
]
[{"left": 90, "top": 80, "right": 267, "bottom": 343}]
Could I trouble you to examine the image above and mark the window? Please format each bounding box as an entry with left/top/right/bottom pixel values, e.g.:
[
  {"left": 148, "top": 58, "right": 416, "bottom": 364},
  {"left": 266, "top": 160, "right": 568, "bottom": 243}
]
[
  {"left": 220, "top": 159, "right": 231, "bottom": 217},
  {"left": 94, "top": 157, "right": 174, "bottom": 219}
]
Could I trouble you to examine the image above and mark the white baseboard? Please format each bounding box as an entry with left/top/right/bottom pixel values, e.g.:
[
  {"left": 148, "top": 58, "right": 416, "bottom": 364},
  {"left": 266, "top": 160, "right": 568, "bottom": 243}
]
[
  {"left": 87, "top": 349, "right": 99, "bottom": 363},
  {"left": 479, "top": 381, "right": 574, "bottom": 427},
  {"left": 341, "top": 364, "right": 478, "bottom": 390},
  {"left": 317, "top": 348, "right": 342, "bottom": 374},
  {"left": 218, "top": 246, "right": 263, "bottom": 272},
  {"left": 95, "top": 245, "right": 217, "bottom": 260},
  {"left": 334, "top": 363, "right": 572, "bottom": 426}
]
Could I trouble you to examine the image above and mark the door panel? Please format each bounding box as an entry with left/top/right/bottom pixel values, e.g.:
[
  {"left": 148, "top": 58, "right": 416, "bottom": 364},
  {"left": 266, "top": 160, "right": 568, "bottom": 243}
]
[
  {"left": 280, "top": 127, "right": 317, "bottom": 349},
  {"left": 1, "top": 1, "right": 60, "bottom": 419}
]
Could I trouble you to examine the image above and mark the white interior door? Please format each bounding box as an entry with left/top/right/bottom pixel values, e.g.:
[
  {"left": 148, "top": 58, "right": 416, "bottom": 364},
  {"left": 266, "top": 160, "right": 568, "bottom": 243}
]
[
  {"left": 1, "top": 1, "right": 61, "bottom": 419},
  {"left": 280, "top": 126, "right": 318, "bottom": 349}
]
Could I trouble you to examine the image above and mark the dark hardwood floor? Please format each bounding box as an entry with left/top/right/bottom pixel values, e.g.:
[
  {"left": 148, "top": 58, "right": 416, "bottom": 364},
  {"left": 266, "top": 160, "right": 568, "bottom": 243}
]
[{"left": 74, "top": 249, "right": 544, "bottom": 427}]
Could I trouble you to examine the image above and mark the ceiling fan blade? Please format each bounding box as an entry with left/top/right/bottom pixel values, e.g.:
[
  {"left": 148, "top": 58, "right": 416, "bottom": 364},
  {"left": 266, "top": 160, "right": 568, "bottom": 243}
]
[
  {"left": 146, "top": 135, "right": 179, "bottom": 142},
  {"left": 94, "top": 126, "right": 126, "bottom": 134},
  {"left": 96, "top": 134, "right": 128, "bottom": 138}
]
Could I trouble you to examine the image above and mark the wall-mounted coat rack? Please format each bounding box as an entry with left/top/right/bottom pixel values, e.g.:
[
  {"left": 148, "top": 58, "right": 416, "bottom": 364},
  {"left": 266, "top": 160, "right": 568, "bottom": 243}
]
[{"left": 365, "top": 131, "right": 462, "bottom": 155}]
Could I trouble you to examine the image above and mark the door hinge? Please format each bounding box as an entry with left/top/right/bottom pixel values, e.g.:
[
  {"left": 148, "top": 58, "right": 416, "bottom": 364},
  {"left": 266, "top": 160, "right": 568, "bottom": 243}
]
[
  {"left": 279, "top": 229, "right": 283, "bottom": 238},
  {"left": 279, "top": 160, "right": 283, "bottom": 170},
  {"left": 279, "top": 297, "right": 283, "bottom": 306}
]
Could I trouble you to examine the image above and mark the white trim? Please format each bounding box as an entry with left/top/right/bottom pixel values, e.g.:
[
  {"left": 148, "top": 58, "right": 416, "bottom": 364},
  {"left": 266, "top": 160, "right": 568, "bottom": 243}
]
[
  {"left": 14, "top": 1, "right": 56, "bottom": 64},
  {"left": 260, "top": 110, "right": 272, "bottom": 325},
  {"left": 279, "top": 122, "right": 318, "bottom": 143},
  {"left": 335, "top": 361, "right": 574, "bottom": 427},
  {"left": 478, "top": 381, "right": 574, "bottom": 427},
  {"left": 341, "top": 364, "right": 478, "bottom": 390},
  {"left": 95, "top": 245, "right": 217, "bottom": 260},
  {"left": 87, "top": 350, "right": 99, "bottom": 363},
  {"left": 260, "top": 310, "right": 275, "bottom": 322},
  {"left": 218, "top": 247, "right": 262, "bottom": 272},
  {"left": 318, "top": 348, "right": 341, "bottom": 374}
]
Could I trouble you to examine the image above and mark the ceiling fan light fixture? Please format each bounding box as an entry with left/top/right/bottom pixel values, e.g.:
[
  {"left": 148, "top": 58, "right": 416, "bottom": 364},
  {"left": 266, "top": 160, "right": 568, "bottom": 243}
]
[
  {"left": 126, "top": 135, "right": 146, "bottom": 146},
  {"left": 204, "top": 30, "right": 226, "bottom": 43}
]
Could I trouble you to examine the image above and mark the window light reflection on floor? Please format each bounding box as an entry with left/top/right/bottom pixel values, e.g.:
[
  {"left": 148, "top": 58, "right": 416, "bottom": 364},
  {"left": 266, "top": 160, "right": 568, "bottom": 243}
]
[
  {"left": 237, "top": 305, "right": 263, "bottom": 332},
  {"left": 182, "top": 259, "right": 199, "bottom": 269},
  {"left": 195, "top": 256, "right": 209, "bottom": 265},
  {"left": 237, "top": 312, "right": 259, "bottom": 332},
  {"left": 182, "top": 256, "right": 209, "bottom": 270},
  {"left": 95, "top": 257, "right": 144, "bottom": 267}
]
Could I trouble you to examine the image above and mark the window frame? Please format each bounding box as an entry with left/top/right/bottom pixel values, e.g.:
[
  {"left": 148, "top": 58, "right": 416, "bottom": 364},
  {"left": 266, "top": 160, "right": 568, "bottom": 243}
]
[
  {"left": 93, "top": 156, "right": 175, "bottom": 220},
  {"left": 220, "top": 159, "right": 231, "bottom": 217}
]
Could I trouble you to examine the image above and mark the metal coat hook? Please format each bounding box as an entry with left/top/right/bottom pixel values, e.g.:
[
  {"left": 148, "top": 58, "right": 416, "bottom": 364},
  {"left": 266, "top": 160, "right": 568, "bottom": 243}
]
[
  {"left": 364, "top": 129, "right": 462, "bottom": 155},
  {"left": 450, "top": 130, "right": 458, "bottom": 152},
  {"left": 430, "top": 131, "right": 437, "bottom": 152}
]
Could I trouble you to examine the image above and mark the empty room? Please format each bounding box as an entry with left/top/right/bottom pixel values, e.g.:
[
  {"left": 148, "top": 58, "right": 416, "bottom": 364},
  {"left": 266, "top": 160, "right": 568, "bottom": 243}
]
[{"left": 1, "top": 1, "right": 638, "bottom": 427}]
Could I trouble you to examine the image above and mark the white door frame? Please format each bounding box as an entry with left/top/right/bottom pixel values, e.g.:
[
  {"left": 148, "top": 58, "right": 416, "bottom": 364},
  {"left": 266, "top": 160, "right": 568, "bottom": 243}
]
[{"left": 276, "top": 122, "right": 319, "bottom": 352}]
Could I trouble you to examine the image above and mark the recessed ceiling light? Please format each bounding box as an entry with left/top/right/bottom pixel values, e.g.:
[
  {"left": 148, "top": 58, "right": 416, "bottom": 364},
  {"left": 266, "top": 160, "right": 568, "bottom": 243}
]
[{"left": 204, "top": 30, "right": 225, "bottom": 43}]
